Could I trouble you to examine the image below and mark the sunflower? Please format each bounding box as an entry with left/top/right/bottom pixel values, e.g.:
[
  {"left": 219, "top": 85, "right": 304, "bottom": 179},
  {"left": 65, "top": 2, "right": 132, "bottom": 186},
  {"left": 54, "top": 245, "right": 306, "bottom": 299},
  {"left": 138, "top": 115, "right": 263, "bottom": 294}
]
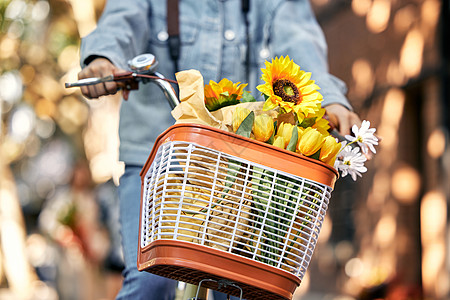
[
  {"left": 256, "top": 56, "right": 323, "bottom": 122},
  {"left": 204, "top": 78, "right": 247, "bottom": 111}
]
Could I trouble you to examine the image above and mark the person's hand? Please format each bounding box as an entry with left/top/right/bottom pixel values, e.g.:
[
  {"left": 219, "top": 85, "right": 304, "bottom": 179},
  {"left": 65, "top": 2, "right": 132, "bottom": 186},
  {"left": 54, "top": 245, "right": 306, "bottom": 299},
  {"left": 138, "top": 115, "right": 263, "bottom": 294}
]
[
  {"left": 324, "top": 103, "right": 361, "bottom": 136},
  {"left": 78, "top": 58, "right": 126, "bottom": 99},
  {"left": 325, "top": 103, "right": 377, "bottom": 159}
]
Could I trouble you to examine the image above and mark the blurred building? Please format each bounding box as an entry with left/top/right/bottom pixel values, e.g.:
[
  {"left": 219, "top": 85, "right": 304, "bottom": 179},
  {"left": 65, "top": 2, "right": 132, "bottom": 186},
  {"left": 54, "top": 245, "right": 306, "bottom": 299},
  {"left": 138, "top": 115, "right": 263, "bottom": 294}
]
[{"left": 299, "top": 0, "right": 449, "bottom": 299}]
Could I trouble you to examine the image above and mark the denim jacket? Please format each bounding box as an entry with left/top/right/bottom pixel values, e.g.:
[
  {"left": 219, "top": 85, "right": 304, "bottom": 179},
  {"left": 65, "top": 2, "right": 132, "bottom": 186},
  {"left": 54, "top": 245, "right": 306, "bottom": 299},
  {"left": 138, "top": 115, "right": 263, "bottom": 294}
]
[{"left": 80, "top": 0, "right": 351, "bottom": 166}]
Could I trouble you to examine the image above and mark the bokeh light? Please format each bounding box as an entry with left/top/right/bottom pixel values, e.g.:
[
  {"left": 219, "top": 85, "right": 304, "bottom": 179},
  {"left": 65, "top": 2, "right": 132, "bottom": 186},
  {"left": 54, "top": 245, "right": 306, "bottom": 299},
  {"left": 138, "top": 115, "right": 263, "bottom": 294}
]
[
  {"left": 351, "top": 0, "right": 372, "bottom": 17},
  {"left": 393, "top": 4, "right": 417, "bottom": 33},
  {"left": 400, "top": 29, "right": 424, "bottom": 78},
  {"left": 374, "top": 213, "right": 397, "bottom": 248},
  {"left": 366, "top": 0, "right": 391, "bottom": 33},
  {"left": 5, "top": 0, "right": 27, "bottom": 20},
  {"left": 351, "top": 59, "right": 375, "bottom": 99},
  {"left": 31, "top": 1, "right": 50, "bottom": 22},
  {"left": 0, "top": 71, "right": 23, "bottom": 106},
  {"left": 378, "top": 88, "right": 405, "bottom": 151},
  {"left": 391, "top": 164, "right": 421, "bottom": 204},
  {"left": 345, "top": 258, "right": 364, "bottom": 278},
  {"left": 9, "top": 105, "right": 35, "bottom": 142},
  {"left": 427, "top": 128, "right": 446, "bottom": 158}
]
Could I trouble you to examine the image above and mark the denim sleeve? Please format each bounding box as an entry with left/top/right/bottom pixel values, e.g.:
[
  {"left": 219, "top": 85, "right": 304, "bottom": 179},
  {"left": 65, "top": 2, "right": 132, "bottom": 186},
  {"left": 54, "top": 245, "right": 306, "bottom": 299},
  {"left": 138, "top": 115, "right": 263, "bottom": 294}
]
[
  {"left": 80, "top": 0, "right": 151, "bottom": 70},
  {"left": 270, "top": 0, "right": 352, "bottom": 110}
]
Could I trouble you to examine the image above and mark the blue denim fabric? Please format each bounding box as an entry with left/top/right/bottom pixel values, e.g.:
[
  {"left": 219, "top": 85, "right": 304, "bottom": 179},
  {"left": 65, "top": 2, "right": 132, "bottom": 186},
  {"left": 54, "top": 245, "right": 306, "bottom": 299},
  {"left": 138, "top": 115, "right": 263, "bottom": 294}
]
[
  {"left": 81, "top": 0, "right": 351, "bottom": 166},
  {"left": 117, "top": 165, "right": 240, "bottom": 299},
  {"left": 117, "top": 165, "right": 177, "bottom": 299}
]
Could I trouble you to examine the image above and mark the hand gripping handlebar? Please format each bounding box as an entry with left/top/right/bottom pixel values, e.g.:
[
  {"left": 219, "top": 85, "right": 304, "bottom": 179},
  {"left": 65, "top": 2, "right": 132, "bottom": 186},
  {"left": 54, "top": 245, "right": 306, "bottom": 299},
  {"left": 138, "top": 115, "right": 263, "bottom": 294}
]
[{"left": 65, "top": 54, "right": 180, "bottom": 109}]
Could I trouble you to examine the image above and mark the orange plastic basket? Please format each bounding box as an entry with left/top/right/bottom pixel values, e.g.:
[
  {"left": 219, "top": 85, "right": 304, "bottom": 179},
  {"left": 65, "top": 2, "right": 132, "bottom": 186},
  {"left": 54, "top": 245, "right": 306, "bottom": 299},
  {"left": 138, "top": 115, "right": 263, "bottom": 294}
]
[{"left": 138, "top": 123, "right": 338, "bottom": 299}]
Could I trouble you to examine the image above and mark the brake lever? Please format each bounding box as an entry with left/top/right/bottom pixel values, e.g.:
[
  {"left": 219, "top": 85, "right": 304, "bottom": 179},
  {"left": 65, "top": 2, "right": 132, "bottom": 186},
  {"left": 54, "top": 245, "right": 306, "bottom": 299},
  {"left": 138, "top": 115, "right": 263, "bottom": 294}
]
[{"left": 65, "top": 71, "right": 140, "bottom": 89}]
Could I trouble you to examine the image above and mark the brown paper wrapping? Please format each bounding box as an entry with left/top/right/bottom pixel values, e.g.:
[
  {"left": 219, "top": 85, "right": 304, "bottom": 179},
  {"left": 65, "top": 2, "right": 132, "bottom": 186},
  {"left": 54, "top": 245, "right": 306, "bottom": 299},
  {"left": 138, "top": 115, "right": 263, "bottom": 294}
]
[{"left": 171, "top": 69, "right": 277, "bottom": 131}]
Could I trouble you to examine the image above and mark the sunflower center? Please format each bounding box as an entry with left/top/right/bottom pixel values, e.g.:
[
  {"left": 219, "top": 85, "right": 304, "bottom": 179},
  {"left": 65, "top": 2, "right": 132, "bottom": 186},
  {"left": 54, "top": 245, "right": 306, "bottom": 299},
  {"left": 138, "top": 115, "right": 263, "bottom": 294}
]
[{"left": 273, "top": 79, "right": 300, "bottom": 103}]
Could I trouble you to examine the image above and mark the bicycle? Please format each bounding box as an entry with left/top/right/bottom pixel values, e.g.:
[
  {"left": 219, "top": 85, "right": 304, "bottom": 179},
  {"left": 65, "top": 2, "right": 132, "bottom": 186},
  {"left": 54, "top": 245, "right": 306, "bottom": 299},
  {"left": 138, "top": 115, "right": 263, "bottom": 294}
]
[{"left": 67, "top": 54, "right": 338, "bottom": 300}]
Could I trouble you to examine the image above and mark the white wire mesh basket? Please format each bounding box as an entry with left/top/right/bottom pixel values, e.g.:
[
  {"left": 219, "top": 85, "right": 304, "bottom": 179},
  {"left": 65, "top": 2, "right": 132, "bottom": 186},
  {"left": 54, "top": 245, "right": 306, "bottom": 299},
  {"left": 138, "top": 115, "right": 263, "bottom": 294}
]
[{"left": 138, "top": 124, "right": 338, "bottom": 300}]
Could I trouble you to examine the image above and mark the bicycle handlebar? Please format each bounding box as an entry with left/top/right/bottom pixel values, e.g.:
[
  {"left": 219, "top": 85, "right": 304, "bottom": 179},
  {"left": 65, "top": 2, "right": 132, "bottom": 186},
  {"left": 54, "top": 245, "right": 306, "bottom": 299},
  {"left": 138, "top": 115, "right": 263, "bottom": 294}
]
[{"left": 65, "top": 54, "right": 180, "bottom": 108}]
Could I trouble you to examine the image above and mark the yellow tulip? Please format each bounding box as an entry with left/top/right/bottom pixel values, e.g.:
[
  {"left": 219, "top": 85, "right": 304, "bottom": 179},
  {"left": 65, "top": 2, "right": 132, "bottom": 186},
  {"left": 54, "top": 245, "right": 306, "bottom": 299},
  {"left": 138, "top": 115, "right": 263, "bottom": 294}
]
[
  {"left": 232, "top": 107, "right": 251, "bottom": 132},
  {"left": 277, "top": 122, "right": 304, "bottom": 149},
  {"left": 319, "top": 135, "right": 341, "bottom": 166},
  {"left": 273, "top": 136, "right": 286, "bottom": 149},
  {"left": 297, "top": 127, "right": 325, "bottom": 156},
  {"left": 277, "top": 122, "right": 295, "bottom": 148},
  {"left": 252, "top": 114, "right": 274, "bottom": 142}
]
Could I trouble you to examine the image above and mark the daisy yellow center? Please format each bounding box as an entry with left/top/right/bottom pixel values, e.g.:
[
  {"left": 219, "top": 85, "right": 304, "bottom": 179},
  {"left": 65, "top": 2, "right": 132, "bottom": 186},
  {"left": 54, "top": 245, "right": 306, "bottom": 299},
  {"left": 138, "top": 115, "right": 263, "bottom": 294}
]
[{"left": 273, "top": 79, "right": 300, "bottom": 104}]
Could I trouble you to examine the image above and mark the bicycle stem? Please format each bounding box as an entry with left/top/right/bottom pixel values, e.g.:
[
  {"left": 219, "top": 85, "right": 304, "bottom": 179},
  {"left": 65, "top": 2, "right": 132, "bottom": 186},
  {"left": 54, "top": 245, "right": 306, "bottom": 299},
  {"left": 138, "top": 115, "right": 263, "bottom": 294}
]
[{"left": 149, "top": 72, "right": 180, "bottom": 109}]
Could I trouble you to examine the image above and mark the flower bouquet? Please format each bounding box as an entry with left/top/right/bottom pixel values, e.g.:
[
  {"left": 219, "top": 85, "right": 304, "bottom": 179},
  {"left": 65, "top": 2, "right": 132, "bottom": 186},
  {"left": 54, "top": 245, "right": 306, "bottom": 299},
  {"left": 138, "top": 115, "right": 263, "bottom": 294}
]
[
  {"left": 138, "top": 56, "right": 378, "bottom": 299},
  {"left": 172, "top": 56, "right": 378, "bottom": 179}
]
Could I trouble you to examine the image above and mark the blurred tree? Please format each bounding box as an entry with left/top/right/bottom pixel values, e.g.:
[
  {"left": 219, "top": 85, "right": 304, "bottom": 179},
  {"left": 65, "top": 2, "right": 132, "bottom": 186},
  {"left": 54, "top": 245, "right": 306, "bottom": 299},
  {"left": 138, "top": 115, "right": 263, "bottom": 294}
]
[{"left": 0, "top": 1, "right": 115, "bottom": 299}]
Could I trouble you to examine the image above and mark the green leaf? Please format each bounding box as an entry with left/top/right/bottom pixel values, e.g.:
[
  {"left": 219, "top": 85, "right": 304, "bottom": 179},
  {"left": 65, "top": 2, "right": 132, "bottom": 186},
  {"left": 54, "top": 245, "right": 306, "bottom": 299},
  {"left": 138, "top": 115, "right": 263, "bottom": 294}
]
[
  {"left": 207, "top": 94, "right": 240, "bottom": 111},
  {"left": 309, "top": 150, "right": 321, "bottom": 160},
  {"left": 265, "top": 121, "right": 276, "bottom": 145},
  {"left": 266, "top": 132, "right": 274, "bottom": 145},
  {"left": 299, "top": 117, "right": 317, "bottom": 128},
  {"left": 219, "top": 93, "right": 239, "bottom": 105},
  {"left": 241, "top": 90, "right": 256, "bottom": 103},
  {"left": 236, "top": 111, "right": 254, "bottom": 138},
  {"left": 286, "top": 126, "right": 298, "bottom": 152}
]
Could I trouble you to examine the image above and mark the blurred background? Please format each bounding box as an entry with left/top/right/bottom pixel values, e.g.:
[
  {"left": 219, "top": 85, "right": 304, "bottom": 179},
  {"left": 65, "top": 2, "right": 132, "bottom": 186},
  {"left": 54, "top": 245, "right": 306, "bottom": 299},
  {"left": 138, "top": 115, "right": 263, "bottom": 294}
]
[{"left": 0, "top": 0, "right": 448, "bottom": 299}]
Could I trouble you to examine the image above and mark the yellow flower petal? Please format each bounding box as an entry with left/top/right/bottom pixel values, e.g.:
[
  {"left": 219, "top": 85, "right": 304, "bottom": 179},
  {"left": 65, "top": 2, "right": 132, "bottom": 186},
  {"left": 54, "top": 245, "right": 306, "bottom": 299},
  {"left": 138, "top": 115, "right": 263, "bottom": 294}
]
[
  {"left": 299, "top": 84, "right": 319, "bottom": 95},
  {"left": 311, "top": 108, "right": 330, "bottom": 134},
  {"left": 302, "top": 92, "right": 323, "bottom": 102},
  {"left": 262, "top": 97, "right": 279, "bottom": 111},
  {"left": 257, "top": 56, "right": 324, "bottom": 117},
  {"left": 273, "top": 136, "right": 286, "bottom": 149},
  {"left": 297, "top": 127, "right": 325, "bottom": 156},
  {"left": 204, "top": 78, "right": 247, "bottom": 111},
  {"left": 252, "top": 114, "right": 274, "bottom": 142},
  {"left": 319, "top": 135, "right": 341, "bottom": 166},
  {"left": 277, "top": 122, "right": 295, "bottom": 148},
  {"left": 232, "top": 107, "right": 251, "bottom": 132}
]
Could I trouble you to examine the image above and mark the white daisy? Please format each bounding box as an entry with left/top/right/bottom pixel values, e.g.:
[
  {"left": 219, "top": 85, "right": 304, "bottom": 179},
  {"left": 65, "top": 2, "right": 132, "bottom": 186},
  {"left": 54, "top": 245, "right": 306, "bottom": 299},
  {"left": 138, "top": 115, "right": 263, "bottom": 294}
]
[
  {"left": 345, "top": 120, "right": 378, "bottom": 154},
  {"left": 335, "top": 145, "right": 367, "bottom": 181}
]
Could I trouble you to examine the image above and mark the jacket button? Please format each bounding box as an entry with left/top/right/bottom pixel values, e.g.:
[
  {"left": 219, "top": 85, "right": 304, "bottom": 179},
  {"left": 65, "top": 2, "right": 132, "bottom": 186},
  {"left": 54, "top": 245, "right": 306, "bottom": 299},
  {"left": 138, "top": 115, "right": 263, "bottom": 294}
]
[
  {"left": 157, "top": 31, "right": 168, "bottom": 42},
  {"left": 224, "top": 30, "right": 235, "bottom": 41},
  {"left": 260, "top": 48, "right": 270, "bottom": 59}
]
